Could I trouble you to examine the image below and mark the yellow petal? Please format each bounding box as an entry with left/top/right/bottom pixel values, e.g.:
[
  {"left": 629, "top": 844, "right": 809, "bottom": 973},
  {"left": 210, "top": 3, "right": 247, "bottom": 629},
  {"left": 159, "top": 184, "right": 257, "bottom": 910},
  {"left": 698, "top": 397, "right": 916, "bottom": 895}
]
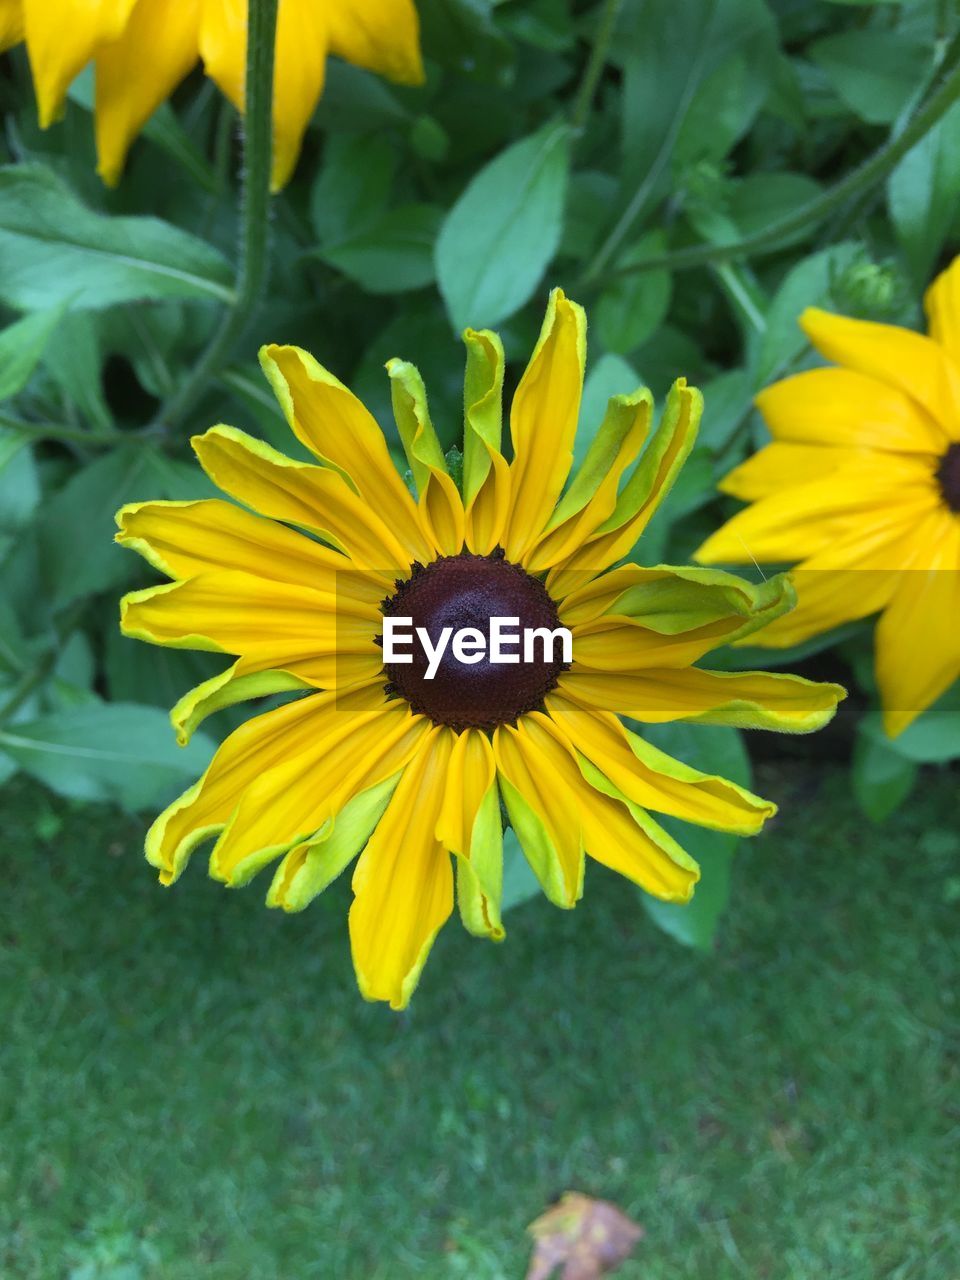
[
  {"left": 560, "top": 667, "right": 845, "bottom": 732},
  {"left": 740, "top": 511, "right": 927, "bottom": 648},
  {"left": 494, "top": 719, "right": 584, "bottom": 907},
  {"left": 146, "top": 683, "right": 381, "bottom": 883},
  {"left": 875, "top": 510, "right": 960, "bottom": 736},
  {"left": 696, "top": 454, "right": 935, "bottom": 565},
  {"left": 95, "top": 0, "right": 201, "bottom": 185},
  {"left": 209, "top": 698, "right": 430, "bottom": 887},
  {"left": 327, "top": 0, "right": 424, "bottom": 85},
  {"left": 192, "top": 425, "right": 413, "bottom": 570},
  {"left": 115, "top": 498, "right": 388, "bottom": 606},
  {"left": 526, "top": 388, "right": 651, "bottom": 571},
  {"left": 547, "top": 378, "right": 701, "bottom": 595},
  {"left": 349, "top": 728, "right": 455, "bottom": 1010},
  {"left": 120, "top": 570, "right": 382, "bottom": 688},
  {"left": 756, "top": 366, "right": 947, "bottom": 455},
  {"left": 720, "top": 442, "right": 864, "bottom": 502},
  {"left": 462, "top": 328, "right": 513, "bottom": 555},
  {"left": 200, "top": 0, "right": 328, "bottom": 191},
  {"left": 436, "top": 728, "right": 504, "bottom": 940},
  {"left": 571, "top": 615, "right": 753, "bottom": 671},
  {"left": 266, "top": 771, "right": 402, "bottom": 913},
  {"left": 545, "top": 694, "right": 775, "bottom": 836},
  {"left": 562, "top": 564, "right": 793, "bottom": 665},
  {"left": 801, "top": 307, "right": 960, "bottom": 440},
  {"left": 170, "top": 658, "right": 310, "bottom": 746},
  {"left": 260, "top": 344, "right": 432, "bottom": 560},
  {"left": 514, "top": 713, "right": 699, "bottom": 903},
  {"left": 503, "top": 289, "right": 587, "bottom": 562},
  {"left": 386, "top": 358, "right": 466, "bottom": 557},
  {"left": 24, "top": 0, "right": 138, "bottom": 127},
  {"left": 0, "top": 0, "right": 24, "bottom": 52},
  {"left": 925, "top": 254, "right": 960, "bottom": 382},
  {"left": 465, "top": 449, "right": 512, "bottom": 556}
]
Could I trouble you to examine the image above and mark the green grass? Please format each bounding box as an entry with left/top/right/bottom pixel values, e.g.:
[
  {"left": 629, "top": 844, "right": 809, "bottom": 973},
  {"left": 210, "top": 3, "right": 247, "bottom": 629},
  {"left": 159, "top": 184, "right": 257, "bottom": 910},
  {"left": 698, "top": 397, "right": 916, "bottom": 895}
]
[{"left": 1, "top": 763, "right": 958, "bottom": 1280}]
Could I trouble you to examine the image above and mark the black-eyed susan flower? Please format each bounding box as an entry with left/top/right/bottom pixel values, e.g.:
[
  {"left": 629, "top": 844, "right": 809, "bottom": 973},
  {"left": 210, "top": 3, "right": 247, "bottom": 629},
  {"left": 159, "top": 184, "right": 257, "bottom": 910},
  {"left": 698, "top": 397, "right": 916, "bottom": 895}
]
[
  {"left": 1, "top": 0, "right": 423, "bottom": 189},
  {"left": 697, "top": 258, "right": 960, "bottom": 739},
  {"left": 116, "top": 290, "right": 843, "bottom": 1009}
]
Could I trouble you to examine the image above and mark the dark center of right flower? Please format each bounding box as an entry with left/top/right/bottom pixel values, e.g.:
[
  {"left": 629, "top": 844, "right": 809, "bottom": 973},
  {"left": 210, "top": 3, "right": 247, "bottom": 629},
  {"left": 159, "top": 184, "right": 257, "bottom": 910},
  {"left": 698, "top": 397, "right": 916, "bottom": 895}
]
[{"left": 937, "top": 443, "right": 960, "bottom": 513}]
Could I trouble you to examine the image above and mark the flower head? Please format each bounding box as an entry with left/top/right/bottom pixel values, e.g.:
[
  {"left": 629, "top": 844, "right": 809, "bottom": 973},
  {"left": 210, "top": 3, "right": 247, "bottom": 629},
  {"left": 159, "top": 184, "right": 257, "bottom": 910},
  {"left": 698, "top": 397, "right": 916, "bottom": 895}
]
[
  {"left": 697, "top": 257, "right": 960, "bottom": 738},
  {"left": 117, "top": 290, "right": 843, "bottom": 1009},
  {"left": 1, "top": 0, "right": 423, "bottom": 189}
]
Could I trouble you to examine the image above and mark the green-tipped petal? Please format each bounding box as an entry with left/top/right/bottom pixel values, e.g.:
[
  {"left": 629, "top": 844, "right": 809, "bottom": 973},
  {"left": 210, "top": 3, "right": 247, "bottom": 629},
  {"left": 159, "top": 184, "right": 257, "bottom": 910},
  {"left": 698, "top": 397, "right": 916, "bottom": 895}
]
[
  {"left": 171, "top": 660, "right": 310, "bottom": 746},
  {"left": 266, "top": 772, "right": 402, "bottom": 912},
  {"left": 497, "top": 774, "right": 583, "bottom": 909},
  {"left": 453, "top": 777, "right": 505, "bottom": 940},
  {"left": 387, "top": 358, "right": 464, "bottom": 555},
  {"left": 462, "top": 327, "right": 505, "bottom": 505}
]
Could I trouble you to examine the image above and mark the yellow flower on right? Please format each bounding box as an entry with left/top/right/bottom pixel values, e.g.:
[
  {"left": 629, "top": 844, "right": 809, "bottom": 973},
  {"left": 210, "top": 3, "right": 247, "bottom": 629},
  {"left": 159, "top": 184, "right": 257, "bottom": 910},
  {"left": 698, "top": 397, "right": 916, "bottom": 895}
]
[{"left": 697, "top": 255, "right": 960, "bottom": 738}]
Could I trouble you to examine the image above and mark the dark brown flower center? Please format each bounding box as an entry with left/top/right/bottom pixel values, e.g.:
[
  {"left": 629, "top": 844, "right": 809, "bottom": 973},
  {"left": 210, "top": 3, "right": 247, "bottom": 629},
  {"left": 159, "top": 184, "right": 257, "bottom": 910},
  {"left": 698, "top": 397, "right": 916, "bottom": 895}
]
[
  {"left": 938, "top": 443, "right": 960, "bottom": 513},
  {"left": 380, "top": 551, "right": 568, "bottom": 732}
]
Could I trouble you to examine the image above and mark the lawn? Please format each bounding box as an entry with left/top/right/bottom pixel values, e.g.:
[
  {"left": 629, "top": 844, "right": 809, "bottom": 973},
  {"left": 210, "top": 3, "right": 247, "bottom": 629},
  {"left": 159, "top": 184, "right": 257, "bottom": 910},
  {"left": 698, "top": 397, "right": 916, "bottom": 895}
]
[{"left": 1, "top": 761, "right": 957, "bottom": 1280}]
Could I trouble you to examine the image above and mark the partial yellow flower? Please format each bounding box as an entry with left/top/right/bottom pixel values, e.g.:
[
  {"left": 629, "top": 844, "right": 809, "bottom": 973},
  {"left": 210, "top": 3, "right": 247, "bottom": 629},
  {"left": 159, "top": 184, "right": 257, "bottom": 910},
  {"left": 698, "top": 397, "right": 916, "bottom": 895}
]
[
  {"left": 0, "top": 0, "right": 24, "bottom": 54},
  {"left": 116, "top": 289, "right": 843, "bottom": 1009},
  {"left": 3, "top": 0, "right": 423, "bottom": 189},
  {"left": 697, "top": 256, "right": 960, "bottom": 738}
]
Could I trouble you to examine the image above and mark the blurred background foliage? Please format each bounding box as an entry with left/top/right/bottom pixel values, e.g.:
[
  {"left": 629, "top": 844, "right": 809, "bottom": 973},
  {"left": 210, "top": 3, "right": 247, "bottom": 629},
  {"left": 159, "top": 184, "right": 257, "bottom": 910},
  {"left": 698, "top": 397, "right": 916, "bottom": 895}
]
[{"left": 0, "top": 0, "right": 959, "bottom": 960}]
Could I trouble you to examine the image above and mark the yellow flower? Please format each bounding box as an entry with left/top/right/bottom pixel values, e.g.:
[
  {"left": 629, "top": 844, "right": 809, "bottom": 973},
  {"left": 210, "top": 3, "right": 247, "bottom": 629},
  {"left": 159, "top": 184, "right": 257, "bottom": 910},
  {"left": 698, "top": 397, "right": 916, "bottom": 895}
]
[
  {"left": 0, "top": 0, "right": 423, "bottom": 189},
  {"left": 697, "top": 257, "right": 960, "bottom": 738},
  {"left": 116, "top": 290, "right": 843, "bottom": 1009}
]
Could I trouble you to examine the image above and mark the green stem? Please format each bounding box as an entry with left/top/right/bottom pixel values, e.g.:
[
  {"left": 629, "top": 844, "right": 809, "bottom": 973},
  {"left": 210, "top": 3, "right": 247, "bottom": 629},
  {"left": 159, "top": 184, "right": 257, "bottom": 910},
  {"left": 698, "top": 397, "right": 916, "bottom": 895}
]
[
  {"left": 154, "top": 0, "right": 278, "bottom": 433},
  {"left": 711, "top": 262, "right": 767, "bottom": 336},
  {"left": 0, "top": 411, "right": 132, "bottom": 448},
  {"left": 570, "top": 0, "right": 625, "bottom": 133},
  {"left": 0, "top": 602, "right": 87, "bottom": 728},
  {"left": 581, "top": 39, "right": 960, "bottom": 289}
]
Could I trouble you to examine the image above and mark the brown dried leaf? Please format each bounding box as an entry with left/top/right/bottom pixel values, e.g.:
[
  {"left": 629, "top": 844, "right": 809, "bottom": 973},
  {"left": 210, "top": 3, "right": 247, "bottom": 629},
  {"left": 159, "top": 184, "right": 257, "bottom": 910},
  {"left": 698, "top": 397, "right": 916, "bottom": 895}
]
[{"left": 525, "top": 1191, "right": 644, "bottom": 1280}]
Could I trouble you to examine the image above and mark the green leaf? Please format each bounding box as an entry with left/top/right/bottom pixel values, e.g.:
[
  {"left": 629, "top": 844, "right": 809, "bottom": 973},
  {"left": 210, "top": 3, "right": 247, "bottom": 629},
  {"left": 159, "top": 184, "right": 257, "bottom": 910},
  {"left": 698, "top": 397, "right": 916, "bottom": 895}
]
[
  {"left": 755, "top": 241, "right": 861, "bottom": 388},
  {"left": 0, "top": 447, "right": 39, "bottom": 541},
  {"left": 726, "top": 173, "right": 822, "bottom": 243},
  {"left": 435, "top": 120, "right": 570, "bottom": 330},
  {"left": 0, "top": 303, "right": 67, "bottom": 401},
  {"left": 314, "top": 62, "right": 409, "bottom": 133},
  {"left": 44, "top": 312, "right": 112, "bottom": 431},
  {"left": 576, "top": 353, "right": 641, "bottom": 468},
  {"left": 596, "top": 232, "right": 672, "bottom": 357},
  {"left": 104, "top": 629, "right": 223, "bottom": 712},
  {"left": 697, "top": 368, "right": 752, "bottom": 453},
  {"left": 418, "top": 0, "right": 515, "bottom": 83},
  {"left": 619, "top": 0, "right": 776, "bottom": 194},
  {"left": 887, "top": 98, "right": 960, "bottom": 283},
  {"left": 0, "top": 700, "right": 214, "bottom": 811},
  {"left": 37, "top": 445, "right": 211, "bottom": 609},
  {"left": 637, "top": 723, "right": 751, "bottom": 949},
  {"left": 863, "top": 706, "right": 960, "bottom": 765},
  {"left": 501, "top": 826, "right": 543, "bottom": 913},
  {"left": 319, "top": 204, "right": 444, "bottom": 294},
  {"left": 852, "top": 726, "right": 919, "bottom": 823},
  {"left": 0, "top": 165, "right": 233, "bottom": 312},
  {"left": 674, "top": 49, "right": 770, "bottom": 167},
  {"left": 810, "top": 30, "right": 930, "bottom": 125},
  {"left": 310, "top": 133, "right": 397, "bottom": 246}
]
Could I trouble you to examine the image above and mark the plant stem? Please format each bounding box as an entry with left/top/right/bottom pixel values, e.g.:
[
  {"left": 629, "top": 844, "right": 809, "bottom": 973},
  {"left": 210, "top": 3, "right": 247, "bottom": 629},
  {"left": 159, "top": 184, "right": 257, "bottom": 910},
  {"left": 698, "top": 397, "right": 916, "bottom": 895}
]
[
  {"left": 153, "top": 0, "right": 278, "bottom": 433},
  {"left": 570, "top": 0, "right": 624, "bottom": 133},
  {"left": 0, "top": 411, "right": 132, "bottom": 448},
  {"left": 0, "top": 601, "right": 87, "bottom": 728},
  {"left": 581, "top": 39, "right": 960, "bottom": 289}
]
